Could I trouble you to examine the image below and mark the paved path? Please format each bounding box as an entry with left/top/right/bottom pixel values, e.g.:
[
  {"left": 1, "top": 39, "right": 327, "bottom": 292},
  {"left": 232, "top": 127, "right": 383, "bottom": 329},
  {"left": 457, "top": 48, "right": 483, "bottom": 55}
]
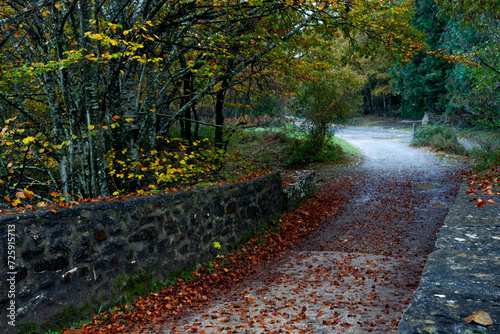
[{"left": 153, "top": 126, "right": 465, "bottom": 333}]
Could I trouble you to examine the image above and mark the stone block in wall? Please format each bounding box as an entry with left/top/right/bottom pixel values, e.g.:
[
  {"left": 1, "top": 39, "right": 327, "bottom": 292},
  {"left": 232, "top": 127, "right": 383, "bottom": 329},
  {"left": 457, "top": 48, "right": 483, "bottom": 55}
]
[{"left": 282, "top": 170, "right": 316, "bottom": 212}]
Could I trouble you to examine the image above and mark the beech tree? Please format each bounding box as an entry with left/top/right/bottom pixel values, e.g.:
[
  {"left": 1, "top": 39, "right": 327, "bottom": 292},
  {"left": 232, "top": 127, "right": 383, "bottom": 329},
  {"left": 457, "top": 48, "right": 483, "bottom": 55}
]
[
  {"left": 284, "top": 34, "right": 366, "bottom": 147},
  {"left": 0, "top": 0, "right": 423, "bottom": 206}
]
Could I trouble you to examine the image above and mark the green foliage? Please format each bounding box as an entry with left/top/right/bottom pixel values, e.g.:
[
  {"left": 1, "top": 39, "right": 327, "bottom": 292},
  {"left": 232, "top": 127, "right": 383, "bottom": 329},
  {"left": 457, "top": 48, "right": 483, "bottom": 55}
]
[
  {"left": 289, "top": 36, "right": 366, "bottom": 147},
  {"left": 229, "top": 128, "right": 293, "bottom": 169},
  {"left": 110, "top": 267, "right": 165, "bottom": 306},
  {"left": 107, "top": 137, "right": 227, "bottom": 194},
  {"left": 388, "top": 0, "right": 500, "bottom": 131},
  {"left": 435, "top": 0, "right": 500, "bottom": 30},
  {"left": 391, "top": 0, "right": 453, "bottom": 119},
  {"left": 435, "top": 7, "right": 500, "bottom": 130},
  {"left": 286, "top": 133, "right": 347, "bottom": 167},
  {"left": 468, "top": 138, "right": 500, "bottom": 172},
  {"left": 250, "top": 95, "right": 281, "bottom": 117},
  {"left": 411, "top": 125, "right": 466, "bottom": 155}
]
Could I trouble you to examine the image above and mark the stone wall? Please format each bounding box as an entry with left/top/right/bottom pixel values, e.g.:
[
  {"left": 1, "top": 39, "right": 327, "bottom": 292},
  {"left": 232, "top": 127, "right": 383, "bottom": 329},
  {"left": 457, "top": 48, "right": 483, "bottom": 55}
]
[
  {"left": 0, "top": 172, "right": 293, "bottom": 330},
  {"left": 282, "top": 170, "right": 316, "bottom": 213}
]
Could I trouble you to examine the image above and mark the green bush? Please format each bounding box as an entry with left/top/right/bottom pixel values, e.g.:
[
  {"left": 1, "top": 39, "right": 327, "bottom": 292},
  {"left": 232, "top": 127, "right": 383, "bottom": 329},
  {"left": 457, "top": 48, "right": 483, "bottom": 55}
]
[
  {"left": 412, "top": 125, "right": 466, "bottom": 155},
  {"left": 286, "top": 134, "right": 347, "bottom": 167},
  {"left": 469, "top": 139, "right": 500, "bottom": 171}
]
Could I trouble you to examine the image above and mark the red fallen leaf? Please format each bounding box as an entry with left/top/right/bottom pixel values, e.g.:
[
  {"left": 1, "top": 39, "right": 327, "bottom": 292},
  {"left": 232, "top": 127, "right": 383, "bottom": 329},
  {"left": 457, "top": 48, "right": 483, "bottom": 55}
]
[
  {"left": 341, "top": 322, "right": 353, "bottom": 328},
  {"left": 486, "top": 198, "right": 496, "bottom": 204},
  {"left": 47, "top": 209, "right": 57, "bottom": 214},
  {"left": 476, "top": 201, "right": 485, "bottom": 207}
]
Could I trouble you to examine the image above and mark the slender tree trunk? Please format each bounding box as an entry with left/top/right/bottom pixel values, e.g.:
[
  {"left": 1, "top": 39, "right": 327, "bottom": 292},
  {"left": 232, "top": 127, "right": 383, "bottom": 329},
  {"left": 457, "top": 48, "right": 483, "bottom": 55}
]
[
  {"left": 215, "top": 81, "right": 228, "bottom": 148},
  {"left": 364, "top": 85, "right": 373, "bottom": 115},
  {"left": 80, "top": 0, "right": 109, "bottom": 197},
  {"left": 42, "top": 72, "right": 69, "bottom": 193},
  {"left": 193, "top": 104, "right": 200, "bottom": 141}
]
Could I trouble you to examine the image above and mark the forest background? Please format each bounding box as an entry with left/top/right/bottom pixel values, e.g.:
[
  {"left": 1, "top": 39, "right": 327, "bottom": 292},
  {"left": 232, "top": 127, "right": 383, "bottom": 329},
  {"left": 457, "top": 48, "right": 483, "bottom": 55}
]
[{"left": 0, "top": 0, "right": 498, "bottom": 211}]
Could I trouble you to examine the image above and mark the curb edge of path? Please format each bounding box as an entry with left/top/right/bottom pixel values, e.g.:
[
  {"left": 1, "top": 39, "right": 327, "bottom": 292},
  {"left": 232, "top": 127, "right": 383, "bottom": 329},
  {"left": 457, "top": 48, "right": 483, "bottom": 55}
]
[{"left": 397, "top": 180, "right": 500, "bottom": 334}]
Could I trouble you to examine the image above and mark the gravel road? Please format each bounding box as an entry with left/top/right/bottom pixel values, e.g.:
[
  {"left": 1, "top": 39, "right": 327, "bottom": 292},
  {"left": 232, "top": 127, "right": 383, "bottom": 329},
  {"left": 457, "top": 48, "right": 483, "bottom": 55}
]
[{"left": 154, "top": 126, "right": 464, "bottom": 334}]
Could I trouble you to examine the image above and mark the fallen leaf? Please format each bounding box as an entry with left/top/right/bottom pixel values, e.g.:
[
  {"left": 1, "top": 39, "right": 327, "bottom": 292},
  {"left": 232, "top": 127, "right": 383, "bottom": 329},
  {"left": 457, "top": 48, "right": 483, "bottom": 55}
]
[{"left": 464, "top": 311, "right": 493, "bottom": 326}]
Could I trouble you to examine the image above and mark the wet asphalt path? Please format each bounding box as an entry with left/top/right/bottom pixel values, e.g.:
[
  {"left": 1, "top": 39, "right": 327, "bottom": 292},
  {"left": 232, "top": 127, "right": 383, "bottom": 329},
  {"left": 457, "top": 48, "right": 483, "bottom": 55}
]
[{"left": 155, "top": 126, "right": 463, "bottom": 333}]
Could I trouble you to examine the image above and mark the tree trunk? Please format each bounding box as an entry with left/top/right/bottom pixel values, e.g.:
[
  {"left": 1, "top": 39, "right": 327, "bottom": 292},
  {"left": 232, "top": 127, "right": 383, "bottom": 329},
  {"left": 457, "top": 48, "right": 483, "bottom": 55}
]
[
  {"left": 80, "top": 0, "right": 109, "bottom": 198},
  {"left": 215, "top": 82, "right": 227, "bottom": 148},
  {"left": 364, "top": 86, "right": 373, "bottom": 115}
]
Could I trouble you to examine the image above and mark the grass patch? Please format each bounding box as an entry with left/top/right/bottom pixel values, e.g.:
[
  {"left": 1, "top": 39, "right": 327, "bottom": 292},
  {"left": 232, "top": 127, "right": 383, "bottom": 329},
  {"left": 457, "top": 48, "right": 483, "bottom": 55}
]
[
  {"left": 456, "top": 127, "right": 500, "bottom": 171},
  {"left": 110, "top": 267, "right": 166, "bottom": 306},
  {"left": 412, "top": 125, "right": 466, "bottom": 155},
  {"left": 228, "top": 126, "right": 355, "bottom": 169},
  {"left": 331, "top": 135, "right": 361, "bottom": 156},
  {"left": 285, "top": 134, "right": 347, "bottom": 167},
  {"left": 17, "top": 299, "right": 102, "bottom": 334},
  {"left": 468, "top": 139, "right": 500, "bottom": 172},
  {"left": 228, "top": 127, "right": 293, "bottom": 170}
]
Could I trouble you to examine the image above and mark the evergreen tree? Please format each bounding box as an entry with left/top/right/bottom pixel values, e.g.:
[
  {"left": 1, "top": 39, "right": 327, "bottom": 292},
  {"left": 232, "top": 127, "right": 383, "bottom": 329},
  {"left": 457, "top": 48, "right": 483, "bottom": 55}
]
[{"left": 392, "top": 0, "right": 452, "bottom": 119}]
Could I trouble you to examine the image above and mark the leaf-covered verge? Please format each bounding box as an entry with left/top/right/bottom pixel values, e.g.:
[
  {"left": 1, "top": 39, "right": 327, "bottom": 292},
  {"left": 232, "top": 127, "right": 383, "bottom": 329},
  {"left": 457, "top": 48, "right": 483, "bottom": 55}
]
[{"left": 465, "top": 166, "right": 500, "bottom": 208}]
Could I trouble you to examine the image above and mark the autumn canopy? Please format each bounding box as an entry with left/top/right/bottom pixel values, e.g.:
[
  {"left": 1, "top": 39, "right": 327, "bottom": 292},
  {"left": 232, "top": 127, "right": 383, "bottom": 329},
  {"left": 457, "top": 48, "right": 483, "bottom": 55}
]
[{"left": 0, "top": 0, "right": 421, "bottom": 208}]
